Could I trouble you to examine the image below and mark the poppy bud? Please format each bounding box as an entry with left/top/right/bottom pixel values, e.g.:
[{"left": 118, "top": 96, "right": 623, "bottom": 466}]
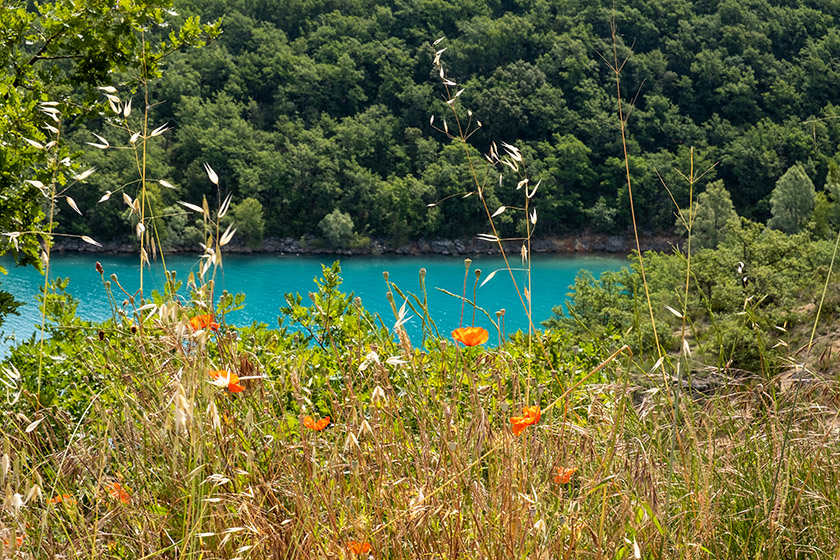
[{"left": 95, "top": 261, "right": 103, "bottom": 274}]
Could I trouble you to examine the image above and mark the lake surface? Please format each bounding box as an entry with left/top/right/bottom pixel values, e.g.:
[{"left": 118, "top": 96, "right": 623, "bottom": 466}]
[{"left": 0, "top": 253, "right": 625, "bottom": 352}]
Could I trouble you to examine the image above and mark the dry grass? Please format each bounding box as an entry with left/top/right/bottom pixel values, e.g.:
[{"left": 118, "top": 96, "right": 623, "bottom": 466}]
[{"left": 3, "top": 308, "right": 840, "bottom": 559}]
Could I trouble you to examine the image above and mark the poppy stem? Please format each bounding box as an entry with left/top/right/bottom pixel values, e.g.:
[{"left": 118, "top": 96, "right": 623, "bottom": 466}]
[
  {"left": 472, "top": 268, "right": 481, "bottom": 326},
  {"left": 460, "top": 259, "right": 471, "bottom": 327}
]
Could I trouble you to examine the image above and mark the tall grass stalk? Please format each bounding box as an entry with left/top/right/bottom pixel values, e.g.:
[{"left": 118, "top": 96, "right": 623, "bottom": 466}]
[{"left": 35, "top": 119, "right": 61, "bottom": 399}]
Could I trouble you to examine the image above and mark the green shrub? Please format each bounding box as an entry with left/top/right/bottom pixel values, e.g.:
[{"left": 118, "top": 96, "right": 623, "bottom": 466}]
[
  {"left": 228, "top": 197, "right": 266, "bottom": 248},
  {"left": 319, "top": 208, "right": 356, "bottom": 248}
]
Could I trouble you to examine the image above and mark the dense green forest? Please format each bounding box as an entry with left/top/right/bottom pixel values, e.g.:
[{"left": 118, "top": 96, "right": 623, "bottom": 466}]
[{"left": 42, "top": 0, "right": 840, "bottom": 249}]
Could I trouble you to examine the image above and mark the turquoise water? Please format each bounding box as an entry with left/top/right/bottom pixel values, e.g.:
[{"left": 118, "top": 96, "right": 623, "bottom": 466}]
[{"left": 0, "top": 253, "right": 624, "bottom": 350}]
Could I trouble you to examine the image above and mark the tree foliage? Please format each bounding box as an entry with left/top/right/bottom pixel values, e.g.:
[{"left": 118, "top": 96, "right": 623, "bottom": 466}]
[
  {"left": 691, "top": 180, "right": 740, "bottom": 250},
  {"left": 768, "top": 164, "right": 816, "bottom": 234},
  {"left": 228, "top": 197, "right": 266, "bottom": 248},
  {"left": 319, "top": 209, "right": 356, "bottom": 248},
  {"left": 546, "top": 220, "right": 836, "bottom": 371},
  {"left": 9, "top": 0, "right": 840, "bottom": 253},
  {"left": 0, "top": 0, "right": 218, "bottom": 258},
  {"left": 0, "top": 0, "right": 218, "bottom": 325}
]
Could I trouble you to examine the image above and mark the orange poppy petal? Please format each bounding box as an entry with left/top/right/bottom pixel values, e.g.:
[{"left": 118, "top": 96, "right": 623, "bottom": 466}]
[
  {"left": 554, "top": 467, "right": 578, "bottom": 484},
  {"left": 511, "top": 421, "right": 527, "bottom": 436},
  {"left": 451, "top": 328, "right": 465, "bottom": 344},
  {"left": 348, "top": 541, "right": 372, "bottom": 554},
  {"left": 304, "top": 416, "right": 330, "bottom": 430},
  {"left": 452, "top": 326, "right": 489, "bottom": 346},
  {"left": 48, "top": 494, "right": 75, "bottom": 505},
  {"left": 3, "top": 535, "right": 24, "bottom": 547},
  {"left": 228, "top": 382, "right": 245, "bottom": 393},
  {"left": 190, "top": 314, "right": 220, "bottom": 332},
  {"left": 107, "top": 482, "right": 131, "bottom": 504}
]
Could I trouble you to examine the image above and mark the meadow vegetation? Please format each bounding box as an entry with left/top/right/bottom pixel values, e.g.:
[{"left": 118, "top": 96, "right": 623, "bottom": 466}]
[{"left": 2, "top": 1, "right": 840, "bottom": 559}]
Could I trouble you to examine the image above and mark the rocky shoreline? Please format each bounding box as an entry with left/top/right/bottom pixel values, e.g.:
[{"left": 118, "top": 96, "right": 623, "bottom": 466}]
[{"left": 51, "top": 233, "right": 680, "bottom": 256}]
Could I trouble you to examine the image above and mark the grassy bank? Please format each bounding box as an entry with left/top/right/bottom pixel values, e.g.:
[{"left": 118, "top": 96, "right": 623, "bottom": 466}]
[{"left": 1, "top": 255, "right": 839, "bottom": 559}]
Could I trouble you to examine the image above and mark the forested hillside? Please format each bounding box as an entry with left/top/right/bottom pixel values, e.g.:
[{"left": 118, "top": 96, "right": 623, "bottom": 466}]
[{"left": 59, "top": 0, "right": 840, "bottom": 248}]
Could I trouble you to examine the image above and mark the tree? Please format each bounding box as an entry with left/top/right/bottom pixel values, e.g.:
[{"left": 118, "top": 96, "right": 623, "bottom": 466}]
[
  {"left": 228, "top": 197, "right": 265, "bottom": 248},
  {"left": 768, "top": 164, "right": 816, "bottom": 234},
  {"left": 319, "top": 209, "right": 355, "bottom": 248},
  {"left": 0, "top": 0, "right": 218, "bottom": 325},
  {"left": 690, "top": 180, "right": 740, "bottom": 249}
]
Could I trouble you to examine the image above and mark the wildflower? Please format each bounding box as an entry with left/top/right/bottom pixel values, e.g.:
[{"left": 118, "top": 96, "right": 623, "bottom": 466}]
[
  {"left": 209, "top": 370, "right": 245, "bottom": 393},
  {"left": 451, "top": 326, "right": 489, "bottom": 346},
  {"left": 509, "top": 405, "right": 540, "bottom": 436},
  {"left": 554, "top": 467, "right": 578, "bottom": 484},
  {"left": 304, "top": 415, "right": 330, "bottom": 431},
  {"left": 190, "top": 314, "right": 219, "bottom": 332},
  {"left": 47, "top": 494, "right": 76, "bottom": 505},
  {"left": 348, "top": 540, "right": 372, "bottom": 554},
  {"left": 2, "top": 534, "right": 24, "bottom": 547},
  {"left": 107, "top": 482, "right": 130, "bottom": 504}
]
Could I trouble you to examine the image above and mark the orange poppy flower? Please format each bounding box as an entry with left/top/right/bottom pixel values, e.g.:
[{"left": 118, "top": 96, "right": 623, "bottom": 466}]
[
  {"left": 48, "top": 494, "right": 76, "bottom": 505},
  {"left": 348, "top": 540, "right": 372, "bottom": 554},
  {"left": 209, "top": 370, "right": 245, "bottom": 393},
  {"left": 303, "top": 415, "right": 331, "bottom": 431},
  {"left": 554, "top": 467, "right": 578, "bottom": 484},
  {"left": 509, "top": 405, "right": 541, "bottom": 436},
  {"left": 107, "top": 482, "right": 131, "bottom": 504},
  {"left": 2, "top": 534, "right": 24, "bottom": 547},
  {"left": 190, "top": 314, "right": 219, "bottom": 332},
  {"left": 452, "top": 326, "right": 489, "bottom": 346}
]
